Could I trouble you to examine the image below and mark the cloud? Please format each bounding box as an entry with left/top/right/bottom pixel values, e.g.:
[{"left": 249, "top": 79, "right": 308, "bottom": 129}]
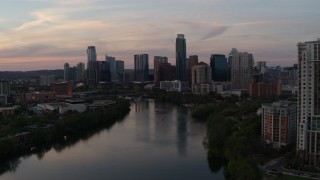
[
  {"left": 15, "top": 12, "right": 60, "bottom": 31},
  {"left": 0, "top": 0, "right": 319, "bottom": 70},
  {"left": 176, "top": 21, "right": 230, "bottom": 41}
]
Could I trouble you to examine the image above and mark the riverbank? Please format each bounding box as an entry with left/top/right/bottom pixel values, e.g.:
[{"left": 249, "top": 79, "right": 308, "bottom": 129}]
[
  {"left": 0, "top": 100, "right": 221, "bottom": 180},
  {"left": 192, "top": 99, "right": 267, "bottom": 179},
  {"left": 190, "top": 97, "right": 308, "bottom": 180},
  {"left": 0, "top": 99, "right": 131, "bottom": 162}
]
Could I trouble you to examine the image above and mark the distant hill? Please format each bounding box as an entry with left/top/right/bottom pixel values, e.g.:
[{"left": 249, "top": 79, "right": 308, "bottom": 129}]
[{"left": 0, "top": 69, "right": 63, "bottom": 79}]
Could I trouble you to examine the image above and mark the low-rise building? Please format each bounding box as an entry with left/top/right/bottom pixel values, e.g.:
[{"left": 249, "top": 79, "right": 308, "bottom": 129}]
[
  {"left": 37, "top": 101, "right": 86, "bottom": 114},
  {"left": 160, "top": 80, "right": 189, "bottom": 92},
  {"left": 249, "top": 82, "right": 281, "bottom": 97},
  {"left": 192, "top": 83, "right": 223, "bottom": 94},
  {"left": 0, "top": 107, "right": 16, "bottom": 116},
  {"left": 52, "top": 81, "right": 72, "bottom": 97},
  {"left": 18, "top": 92, "right": 56, "bottom": 103}
]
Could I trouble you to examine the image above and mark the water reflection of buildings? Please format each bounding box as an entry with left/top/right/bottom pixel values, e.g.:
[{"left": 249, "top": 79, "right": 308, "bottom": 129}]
[
  {"left": 176, "top": 107, "right": 188, "bottom": 157},
  {"left": 154, "top": 102, "right": 175, "bottom": 146},
  {"left": 134, "top": 101, "right": 149, "bottom": 112},
  {"left": 134, "top": 101, "right": 188, "bottom": 157},
  {"left": 135, "top": 101, "right": 151, "bottom": 142}
]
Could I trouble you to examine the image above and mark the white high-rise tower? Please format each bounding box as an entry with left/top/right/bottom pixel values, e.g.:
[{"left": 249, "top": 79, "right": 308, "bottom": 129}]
[{"left": 297, "top": 38, "right": 320, "bottom": 165}]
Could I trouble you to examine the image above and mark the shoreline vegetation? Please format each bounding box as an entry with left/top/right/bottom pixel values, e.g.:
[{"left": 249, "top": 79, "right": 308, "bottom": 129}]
[
  {"left": 0, "top": 99, "right": 131, "bottom": 167},
  {"left": 153, "top": 91, "right": 295, "bottom": 179},
  {"left": 192, "top": 100, "right": 265, "bottom": 179}
]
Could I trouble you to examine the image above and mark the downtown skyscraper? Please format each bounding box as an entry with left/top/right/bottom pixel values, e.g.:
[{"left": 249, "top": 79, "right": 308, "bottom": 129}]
[
  {"left": 297, "top": 39, "right": 320, "bottom": 165},
  {"left": 87, "top": 46, "right": 98, "bottom": 84},
  {"left": 87, "top": 46, "right": 97, "bottom": 61},
  {"left": 106, "top": 55, "right": 117, "bottom": 82},
  {"left": 134, "top": 54, "right": 149, "bottom": 82},
  {"left": 176, "top": 34, "right": 187, "bottom": 81},
  {"left": 230, "top": 50, "right": 254, "bottom": 89},
  {"left": 154, "top": 56, "right": 168, "bottom": 82},
  {"left": 210, "top": 54, "right": 229, "bottom": 82}
]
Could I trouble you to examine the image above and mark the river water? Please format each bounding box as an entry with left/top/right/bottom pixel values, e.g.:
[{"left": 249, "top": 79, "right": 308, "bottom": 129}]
[{"left": 0, "top": 100, "right": 224, "bottom": 180}]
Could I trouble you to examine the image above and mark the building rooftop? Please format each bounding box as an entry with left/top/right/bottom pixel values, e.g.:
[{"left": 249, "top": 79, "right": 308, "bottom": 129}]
[{"left": 263, "top": 101, "right": 296, "bottom": 108}]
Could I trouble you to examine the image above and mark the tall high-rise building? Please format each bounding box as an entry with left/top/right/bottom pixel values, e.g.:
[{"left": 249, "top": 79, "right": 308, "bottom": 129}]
[
  {"left": 134, "top": 54, "right": 149, "bottom": 82},
  {"left": 157, "top": 62, "right": 175, "bottom": 82},
  {"left": 176, "top": 34, "right": 187, "bottom": 81},
  {"left": 86, "top": 46, "right": 98, "bottom": 85},
  {"left": 87, "top": 61, "right": 99, "bottom": 84},
  {"left": 98, "top": 61, "right": 111, "bottom": 82},
  {"left": 0, "top": 80, "right": 10, "bottom": 96},
  {"left": 87, "top": 46, "right": 97, "bottom": 61},
  {"left": 154, "top": 56, "right": 168, "bottom": 82},
  {"left": 76, "top": 62, "right": 85, "bottom": 82},
  {"left": 69, "top": 67, "right": 77, "bottom": 81},
  {"left": 0, "top": 80, "right": 10, "bottom": 105},
  {"left": 230, "top": 51, "right": 254, "bottom": 89},
  {"left": 116, "top": 60, "right": 124, "bottom": 82},
  {"left": 297, "top": 39, "right": 320, "bottom": 165},
  {"left": 65, "top": 63, "right": 84, "bottom": 82},
  {"left": 191, "top": 62, "right": 212, "bottom": 94},
  {"left": 192, "top": 62, "right": 211, "bottom": 85},
  {"left": 210, "top": 54, "right": 229, "bottom": 82},
  {"left": 188, "top": 55, "right": 199, "bottom": 70},
  {"left": 106, "top": 55, "right": 117, "bottom": 82},
  {"left": 187, "top": 55, "right": 199, "bottom": 86},
  {"left": 64, "top": 63, "right": 69, "bottom": 81},
  {"left": 256, "top": 61, "right": 267, "bottom": 74}
]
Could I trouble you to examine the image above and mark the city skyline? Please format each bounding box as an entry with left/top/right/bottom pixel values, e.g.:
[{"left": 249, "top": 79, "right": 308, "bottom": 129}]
[{"left": 0, "top": 0, "right": 319, "bottom": 71}]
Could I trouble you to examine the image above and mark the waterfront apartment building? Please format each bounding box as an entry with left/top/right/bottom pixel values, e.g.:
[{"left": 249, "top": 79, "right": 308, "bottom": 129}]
[
  {"left": 87, "top": 46, "right": 97, "bottom": 61},
  {"left": 154, "top": 56, "right": 168, "bottom": 82},
  {"left": 134, "top": 54, "right": 149, "bottom": 82},
  {"left": 230, "top": 51, "right": 254, "bottom": 89},
  {"left": 297, "top": 39, "right": 320, "bottom": 165},
  {"left": 176, "top": 34, "right": 187, "bottom": 81},
  {"left": 261, "top": 101, "right": 297, "bottom": 149}
]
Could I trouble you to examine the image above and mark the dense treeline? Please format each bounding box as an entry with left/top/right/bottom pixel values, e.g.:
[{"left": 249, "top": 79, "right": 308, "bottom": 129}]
[
  {"left": 192, "top": 98, "right": 274, "bottom": 180},
  {"left": 0, "top": 99, "right": 131, "bottom": 161},
  {"left": 152, "top": 91, "right": 240, "bottom": 105}
]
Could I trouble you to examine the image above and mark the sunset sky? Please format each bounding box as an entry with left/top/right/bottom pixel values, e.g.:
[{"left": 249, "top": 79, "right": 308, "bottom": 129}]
[{"left": 0, "top": 0, "right": 319, "bottom": 71}]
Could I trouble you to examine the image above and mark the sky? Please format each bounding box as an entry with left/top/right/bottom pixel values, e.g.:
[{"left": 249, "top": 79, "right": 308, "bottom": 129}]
[{"left": 0, "top": 0, "right": 319, "bottom": 71}]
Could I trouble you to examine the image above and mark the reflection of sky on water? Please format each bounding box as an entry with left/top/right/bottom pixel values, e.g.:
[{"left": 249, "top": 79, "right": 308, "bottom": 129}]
[{"left": 0, "top": 100, "right": 224, "bottom": 180}]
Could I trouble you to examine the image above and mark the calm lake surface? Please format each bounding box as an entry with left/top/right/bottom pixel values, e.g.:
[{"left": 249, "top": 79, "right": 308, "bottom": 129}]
[{"left": 0, "top": 100, "right": 224, "bottom": 180}]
